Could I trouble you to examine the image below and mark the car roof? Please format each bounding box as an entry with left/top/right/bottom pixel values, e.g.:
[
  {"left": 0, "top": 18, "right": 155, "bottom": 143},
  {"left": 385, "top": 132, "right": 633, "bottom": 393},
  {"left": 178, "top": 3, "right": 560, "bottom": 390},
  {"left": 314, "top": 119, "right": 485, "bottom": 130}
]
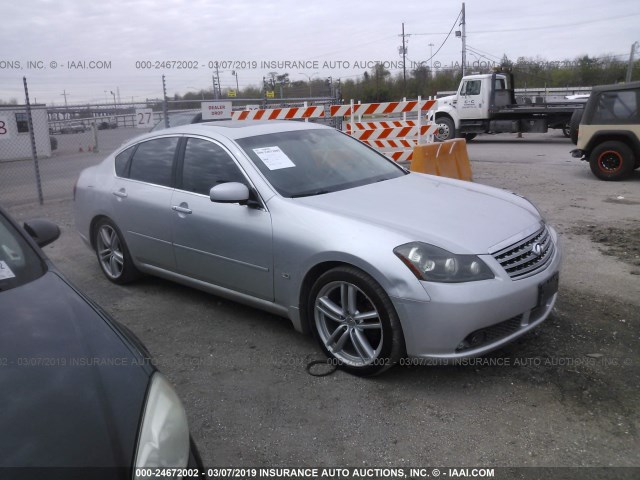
[{"left": 124, "top": 120, "right": 332, "bottom": 148}]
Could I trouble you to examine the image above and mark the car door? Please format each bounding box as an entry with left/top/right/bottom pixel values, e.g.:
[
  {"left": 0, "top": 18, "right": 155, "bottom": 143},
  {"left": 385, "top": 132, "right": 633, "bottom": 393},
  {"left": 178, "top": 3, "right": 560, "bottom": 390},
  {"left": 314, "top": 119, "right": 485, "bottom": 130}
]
[
  {"left": 111, "top": 136, "right": 179, "bottom": 270},
  {"left": 170, "top": 136, "right": 274, "bottom": 300},
  {"left": 457, "top": 79, "right": 484, "bottom": 120}
]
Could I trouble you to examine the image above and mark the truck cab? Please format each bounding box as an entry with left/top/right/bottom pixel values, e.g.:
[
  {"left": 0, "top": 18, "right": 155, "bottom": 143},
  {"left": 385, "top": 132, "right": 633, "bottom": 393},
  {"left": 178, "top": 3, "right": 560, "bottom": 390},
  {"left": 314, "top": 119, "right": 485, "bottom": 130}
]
[{"left": 435, "top": 72, "right": 579, "bottom": 141}]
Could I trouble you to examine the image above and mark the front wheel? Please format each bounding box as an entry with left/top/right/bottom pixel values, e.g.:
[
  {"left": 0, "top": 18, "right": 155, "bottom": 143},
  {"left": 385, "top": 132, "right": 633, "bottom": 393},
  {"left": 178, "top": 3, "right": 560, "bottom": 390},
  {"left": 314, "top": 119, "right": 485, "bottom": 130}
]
[
  {"left": 435, "top": 117, "right": 455, "bottom": 142},
  {"left": 94, "top": 218, "right": 141, "bottom": 284},
  {"left": 589, "top": 141, "right": 635, "bottom": 181},
  {"left": 309, "top": 266, "right": 405, "bottom": 376}
]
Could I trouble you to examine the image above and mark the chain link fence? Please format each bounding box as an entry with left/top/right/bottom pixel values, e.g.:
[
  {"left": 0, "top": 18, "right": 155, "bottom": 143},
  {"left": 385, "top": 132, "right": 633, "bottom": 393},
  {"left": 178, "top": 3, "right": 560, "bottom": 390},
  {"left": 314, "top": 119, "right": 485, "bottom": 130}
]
[{"left": 0, "top": 76, "right": 340, "bottom": 207}]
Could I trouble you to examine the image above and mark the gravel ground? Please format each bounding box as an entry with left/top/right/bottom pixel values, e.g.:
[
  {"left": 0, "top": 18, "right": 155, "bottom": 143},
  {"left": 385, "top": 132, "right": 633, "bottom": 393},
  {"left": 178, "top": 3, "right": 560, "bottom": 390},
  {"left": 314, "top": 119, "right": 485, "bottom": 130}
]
[{"left": 4, "top": 130, "right": 639, "bottom": 476}]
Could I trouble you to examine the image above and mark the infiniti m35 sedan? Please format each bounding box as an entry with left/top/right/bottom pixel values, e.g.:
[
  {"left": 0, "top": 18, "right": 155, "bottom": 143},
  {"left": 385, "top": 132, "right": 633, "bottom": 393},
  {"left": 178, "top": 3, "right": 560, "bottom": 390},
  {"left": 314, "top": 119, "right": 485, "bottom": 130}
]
[{"left": 74, "top": 120, "right": 561, "bottom": 376}]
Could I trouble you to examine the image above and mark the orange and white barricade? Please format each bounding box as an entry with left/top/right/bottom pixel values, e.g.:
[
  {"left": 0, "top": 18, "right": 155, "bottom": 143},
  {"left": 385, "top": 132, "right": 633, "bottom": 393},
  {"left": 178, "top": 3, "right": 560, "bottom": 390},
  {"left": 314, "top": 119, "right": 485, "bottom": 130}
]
[{"left": 229, "top": 97, "right": 438, "bottom": 163}]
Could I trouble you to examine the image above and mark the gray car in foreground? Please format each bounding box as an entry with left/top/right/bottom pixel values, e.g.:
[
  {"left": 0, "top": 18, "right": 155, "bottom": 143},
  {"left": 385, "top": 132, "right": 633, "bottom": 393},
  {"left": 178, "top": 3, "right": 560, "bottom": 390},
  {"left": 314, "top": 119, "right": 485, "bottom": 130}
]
[{"left": 74, "top": 120, "right": 561, "bottom": 376}]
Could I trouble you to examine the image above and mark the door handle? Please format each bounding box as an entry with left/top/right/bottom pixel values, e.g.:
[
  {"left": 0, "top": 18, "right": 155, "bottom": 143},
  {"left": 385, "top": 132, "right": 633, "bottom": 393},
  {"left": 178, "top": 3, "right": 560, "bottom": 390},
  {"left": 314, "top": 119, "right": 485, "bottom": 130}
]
[
  {"left": 172, "top": 205, "right": 192, "bottom": 214},
  {"left": 112, "top": 189, "right": 128, "bottom": 198}
]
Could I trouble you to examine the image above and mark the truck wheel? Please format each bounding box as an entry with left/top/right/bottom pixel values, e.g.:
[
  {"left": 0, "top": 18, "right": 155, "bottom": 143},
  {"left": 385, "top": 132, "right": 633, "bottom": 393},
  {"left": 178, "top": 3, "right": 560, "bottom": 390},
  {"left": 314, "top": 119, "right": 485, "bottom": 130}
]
[
  {"left": 589, "top": 141, "right": 635, "bottom": 181},
  {"left": 435, "top": 117, "right": 455, "bottom": 142},
  {"left": 562, "top": 124, "right": 570, "bottom": 138},
  {"left": 569, "top": 109, "right": 582, "bottom": 145}
]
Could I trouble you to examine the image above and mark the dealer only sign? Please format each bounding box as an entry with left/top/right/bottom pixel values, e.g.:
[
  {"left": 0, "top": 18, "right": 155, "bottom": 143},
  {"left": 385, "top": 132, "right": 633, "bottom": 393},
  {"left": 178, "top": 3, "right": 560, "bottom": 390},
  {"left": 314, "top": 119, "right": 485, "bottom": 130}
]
[{"left": 202, "top": 101, "right": 232, "bottom": 120}]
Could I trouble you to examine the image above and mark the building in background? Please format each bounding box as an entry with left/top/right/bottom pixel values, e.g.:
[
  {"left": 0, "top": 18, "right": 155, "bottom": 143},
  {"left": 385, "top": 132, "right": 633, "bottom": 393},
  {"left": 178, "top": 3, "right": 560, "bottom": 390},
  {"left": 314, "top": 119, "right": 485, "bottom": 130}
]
[{"left": 0, "top": 105, "right": 51, "bottom": 161}]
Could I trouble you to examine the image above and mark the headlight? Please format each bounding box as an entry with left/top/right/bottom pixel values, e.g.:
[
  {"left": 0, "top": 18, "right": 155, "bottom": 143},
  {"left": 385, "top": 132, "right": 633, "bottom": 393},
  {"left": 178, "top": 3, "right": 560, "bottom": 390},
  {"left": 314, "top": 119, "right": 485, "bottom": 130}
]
[
  {"left": 134, "top": 373, "right": 190, "bottom": 475},
  {"left": 394, "top": 242, "right": 494, "bottom": 283}
]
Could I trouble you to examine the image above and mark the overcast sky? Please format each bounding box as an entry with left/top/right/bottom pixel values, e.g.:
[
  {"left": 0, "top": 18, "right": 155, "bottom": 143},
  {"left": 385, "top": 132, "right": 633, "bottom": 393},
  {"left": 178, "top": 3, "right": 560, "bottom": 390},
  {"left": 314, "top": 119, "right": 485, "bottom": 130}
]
[{"left": 2, "top": 0, "right": 639, "bottom": 104}]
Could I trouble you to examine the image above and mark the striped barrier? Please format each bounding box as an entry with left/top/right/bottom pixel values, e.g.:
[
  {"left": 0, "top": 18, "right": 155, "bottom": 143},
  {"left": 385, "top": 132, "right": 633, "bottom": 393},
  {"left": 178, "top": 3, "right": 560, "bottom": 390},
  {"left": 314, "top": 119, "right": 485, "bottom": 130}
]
[
  {"left": 330, "top": 99, "right": 436, "bottom": 117},
  {"left": 349, "top": 125, "right": 433, "bottom": 142},
  {"left": 341, "top": 98, "right": 437, "bottom": 162},
  {"left": 231, "top": 105, "right": 325, "bottom": 120},
  {"left": 229, "top": 98, "right": 438, "bottom": 163}
]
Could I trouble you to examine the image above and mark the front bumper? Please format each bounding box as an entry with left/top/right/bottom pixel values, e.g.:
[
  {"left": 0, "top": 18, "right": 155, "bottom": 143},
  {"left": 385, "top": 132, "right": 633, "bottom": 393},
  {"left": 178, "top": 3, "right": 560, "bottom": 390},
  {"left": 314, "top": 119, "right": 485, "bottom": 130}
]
[
  {"left": 571, "top": 148, "right": 585, "bottom": 159},
  {"left": 392, "top": 227, "right": 563, "bottom": 358}
]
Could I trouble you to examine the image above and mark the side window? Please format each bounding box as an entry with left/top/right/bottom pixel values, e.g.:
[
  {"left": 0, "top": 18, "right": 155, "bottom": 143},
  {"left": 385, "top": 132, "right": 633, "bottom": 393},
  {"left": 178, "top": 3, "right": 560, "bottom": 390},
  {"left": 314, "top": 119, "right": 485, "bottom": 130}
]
[
  {"left": 467, "top": 80, "right": 481, "bottom": 96},
  {"left": 592, "top": 90, "right": 639, "bottom": 124},
  {"left": 128, "top": 137, "right": 179, "bottom": 187},
  {"left": 180, "top": 138, "right": 246, "bottom": 195},
  {"left": 461, "top": 80, "right": 481, "bottom": 96},
  {"left": 114, "top": 146, "right": 134, "bottom": 177}
]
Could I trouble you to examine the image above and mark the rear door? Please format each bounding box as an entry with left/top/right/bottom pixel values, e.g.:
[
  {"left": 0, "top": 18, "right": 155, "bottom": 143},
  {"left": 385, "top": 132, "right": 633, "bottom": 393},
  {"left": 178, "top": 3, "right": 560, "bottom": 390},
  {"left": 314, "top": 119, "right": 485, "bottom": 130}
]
[
  {"left": 111, "top": 136, "right": 180, "bottom": 270},
  {"left": 170, "top": 136, "right": 274, "bottom": 300}
]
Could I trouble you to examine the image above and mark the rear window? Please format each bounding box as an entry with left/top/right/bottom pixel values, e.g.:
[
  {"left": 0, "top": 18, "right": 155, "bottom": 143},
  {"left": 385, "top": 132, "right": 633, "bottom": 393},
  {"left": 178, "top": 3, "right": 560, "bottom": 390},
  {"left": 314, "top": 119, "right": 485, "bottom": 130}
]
[
  {"left": 128, "top": 137, "right": 179, "bottom": 187},
  {"left": 0, "top": 215, "right": 46, "bottom": 292},
  {"left": 114, "top": 146, "right": 134, "bottom": 177}
]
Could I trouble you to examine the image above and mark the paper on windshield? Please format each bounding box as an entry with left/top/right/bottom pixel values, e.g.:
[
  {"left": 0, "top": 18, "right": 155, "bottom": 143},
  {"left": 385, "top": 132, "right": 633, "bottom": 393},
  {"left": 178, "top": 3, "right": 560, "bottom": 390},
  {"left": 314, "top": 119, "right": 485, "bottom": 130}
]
[
  {"left": 0, "top": 261, "right": 16, "bottom": 280},
  {"left": 253, "top": 146, "right": 296, "bottom": 170}
]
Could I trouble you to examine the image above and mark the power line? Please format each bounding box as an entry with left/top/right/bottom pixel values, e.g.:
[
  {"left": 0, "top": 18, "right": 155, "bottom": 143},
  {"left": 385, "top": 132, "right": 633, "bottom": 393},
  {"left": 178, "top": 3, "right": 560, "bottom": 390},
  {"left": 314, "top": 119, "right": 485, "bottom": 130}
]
[
  {"left": 470, "top": 13, "right": 640, "bottom": 34},
  {"left": 423, "top": 10, "right": 461, "bottom": 64},
  {"left": 411, "top": 13, "right": 640, "bottom": 36}
]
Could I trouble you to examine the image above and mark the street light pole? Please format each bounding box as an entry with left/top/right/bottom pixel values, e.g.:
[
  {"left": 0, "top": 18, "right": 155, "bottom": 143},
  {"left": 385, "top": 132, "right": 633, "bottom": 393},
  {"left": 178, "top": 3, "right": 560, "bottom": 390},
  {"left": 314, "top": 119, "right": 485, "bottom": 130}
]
[
  {"left": 232, "top": 70, "right": 239, "bottom": 93},
  {"left": 298, "top": 72, "right": 319, "bottom": 97}
]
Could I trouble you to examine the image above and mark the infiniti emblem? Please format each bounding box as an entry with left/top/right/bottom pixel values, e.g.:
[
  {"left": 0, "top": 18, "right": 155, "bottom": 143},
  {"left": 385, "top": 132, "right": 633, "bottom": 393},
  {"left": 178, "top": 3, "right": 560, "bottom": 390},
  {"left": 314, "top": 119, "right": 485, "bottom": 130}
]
[{"left": 532, "top": 243, "right": 543, "bottom": 256}]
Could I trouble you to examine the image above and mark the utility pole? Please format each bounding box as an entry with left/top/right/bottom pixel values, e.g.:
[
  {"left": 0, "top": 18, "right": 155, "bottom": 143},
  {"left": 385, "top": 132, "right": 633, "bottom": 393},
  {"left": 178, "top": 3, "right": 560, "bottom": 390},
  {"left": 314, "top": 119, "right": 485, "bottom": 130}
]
[
  {"left": 402, "top": 22, "right": 407, "bottom": 97},
  {"left": 215, "top": 64, "right": 222, "bottom": 98},
  {"left": 461, "top": 2, "right": 467, "bottom": 77},
  {"left": 161, "top": 75, "right": 169, "bottom": 129},
  {"left": 428, "top": 43, "right": 434, "bottom": 77},
  {"left": 61, "top": 90, "right": 69, "bottom": 109},
  {"left": 626, "top": 41, "right": 639, "bottom": 83}
]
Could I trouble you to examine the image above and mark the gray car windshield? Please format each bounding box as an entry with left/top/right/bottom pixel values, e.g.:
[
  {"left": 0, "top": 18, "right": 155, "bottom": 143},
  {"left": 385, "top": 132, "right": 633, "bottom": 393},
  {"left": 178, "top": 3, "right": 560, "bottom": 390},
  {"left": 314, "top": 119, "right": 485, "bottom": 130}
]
[{"left": 236, "top": 129, "right": 406, "bottom": 198}]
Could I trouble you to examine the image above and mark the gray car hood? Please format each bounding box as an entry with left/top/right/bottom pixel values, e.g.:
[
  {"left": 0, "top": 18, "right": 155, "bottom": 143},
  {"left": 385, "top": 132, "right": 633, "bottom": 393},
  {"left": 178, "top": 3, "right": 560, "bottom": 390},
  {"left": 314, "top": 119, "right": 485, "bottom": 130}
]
[{"left": 293, "top": 172, "right": 541, "bottom": 254}]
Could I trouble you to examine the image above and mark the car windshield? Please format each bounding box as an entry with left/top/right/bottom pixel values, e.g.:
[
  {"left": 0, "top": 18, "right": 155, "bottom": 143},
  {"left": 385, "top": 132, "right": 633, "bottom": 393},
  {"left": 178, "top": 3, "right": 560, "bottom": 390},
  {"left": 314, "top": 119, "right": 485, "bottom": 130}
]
[
  {"left": 0, "top": 214, "right": 46, "bottom": 292},
  {"left": 235, "top": 128, "right": 406, "bottom": 198}
]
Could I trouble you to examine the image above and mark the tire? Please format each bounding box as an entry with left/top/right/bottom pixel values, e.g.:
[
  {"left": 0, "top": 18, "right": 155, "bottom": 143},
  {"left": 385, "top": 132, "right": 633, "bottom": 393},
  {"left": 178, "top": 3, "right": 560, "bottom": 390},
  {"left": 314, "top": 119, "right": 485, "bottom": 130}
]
[
  {"left": 309, "top": 266, "right": 405, "bottom": 376},
  {"left": 561, "top": 123, "right": 570, "bottom": 138},
  {"left": 464, "top": 133, "right": 477, "bottom": 142},
  {"left": 94, "top": 218, "right": 140, "bottom": 284},
  {"left": 569, "top": 109, "right": 583, "bottom": 145},
  {"left": 588, "top": 141, "right": 635, "bottom": 181},
  {"left": 435, "top": 117, "right": 455, "bottom": 142}
]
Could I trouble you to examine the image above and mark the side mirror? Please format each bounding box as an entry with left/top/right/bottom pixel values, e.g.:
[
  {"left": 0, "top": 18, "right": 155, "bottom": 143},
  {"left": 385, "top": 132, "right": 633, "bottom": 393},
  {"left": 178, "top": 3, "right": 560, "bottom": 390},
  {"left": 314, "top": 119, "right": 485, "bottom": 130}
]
[
  {"left": 23, "top": 219, "right": 61, "bottom": 248},
  {"left": 209, "top": 182, "right": 250, "bottom": 204}
]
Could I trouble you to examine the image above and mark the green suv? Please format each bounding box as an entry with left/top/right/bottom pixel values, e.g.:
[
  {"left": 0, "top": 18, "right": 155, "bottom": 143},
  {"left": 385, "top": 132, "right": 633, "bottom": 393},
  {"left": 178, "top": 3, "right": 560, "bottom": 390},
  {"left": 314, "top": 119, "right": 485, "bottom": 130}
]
[{"left": 571, "top": 81, "right": 640, "bottom": 180}]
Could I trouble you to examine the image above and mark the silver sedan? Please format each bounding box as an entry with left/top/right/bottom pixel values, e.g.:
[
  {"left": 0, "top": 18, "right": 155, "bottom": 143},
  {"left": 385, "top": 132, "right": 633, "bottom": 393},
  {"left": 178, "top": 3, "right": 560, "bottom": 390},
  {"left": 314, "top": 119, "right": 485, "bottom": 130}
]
[{"left": 74, "top": 120, "right": 561, "bottom": 376}]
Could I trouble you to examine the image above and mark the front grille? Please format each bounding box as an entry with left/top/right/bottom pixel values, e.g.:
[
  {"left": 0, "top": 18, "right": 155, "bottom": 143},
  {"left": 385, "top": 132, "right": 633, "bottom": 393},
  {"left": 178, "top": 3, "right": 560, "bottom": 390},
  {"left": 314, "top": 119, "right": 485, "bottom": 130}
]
[
  {"left": 493, "top": 226, "right": 555, "bottom": 279},
  {"left": 456, "top": 315, "right": 523, "bottom": 352}
]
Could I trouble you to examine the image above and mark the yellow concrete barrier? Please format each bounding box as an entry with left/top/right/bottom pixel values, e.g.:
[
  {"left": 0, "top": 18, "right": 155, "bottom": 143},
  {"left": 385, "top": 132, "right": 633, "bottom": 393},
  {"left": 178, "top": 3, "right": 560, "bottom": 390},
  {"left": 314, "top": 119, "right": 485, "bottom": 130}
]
[{"left": 410, "top": 139, "right": 473, "bottom": 181}]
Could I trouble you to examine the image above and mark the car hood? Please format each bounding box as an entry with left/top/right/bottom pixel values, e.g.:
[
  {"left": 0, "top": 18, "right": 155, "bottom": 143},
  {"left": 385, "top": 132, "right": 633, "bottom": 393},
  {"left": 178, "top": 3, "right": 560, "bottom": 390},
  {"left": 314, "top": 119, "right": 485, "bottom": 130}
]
[
  {"left": 0, "top": 271, "right": 150, "bottom": 470},
  {"left": 293, "top": 172, "right": 541, "bottom": 254}
]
